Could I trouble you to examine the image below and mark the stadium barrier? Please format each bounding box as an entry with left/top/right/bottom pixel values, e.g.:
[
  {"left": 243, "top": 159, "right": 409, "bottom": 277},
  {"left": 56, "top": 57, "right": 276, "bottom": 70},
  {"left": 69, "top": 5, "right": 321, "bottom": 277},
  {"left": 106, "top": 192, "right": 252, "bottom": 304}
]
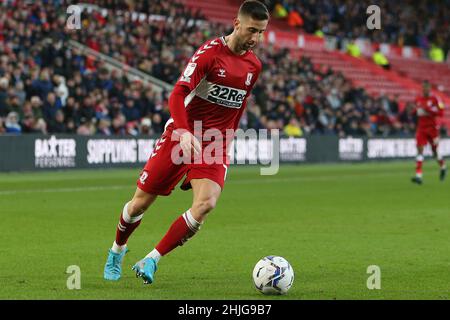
[
  {"left": 66, "top": 40, "right": 173, "bottom": 93},
  {"left": 1, "top": 135, "right": 450, "bottom": 172}
]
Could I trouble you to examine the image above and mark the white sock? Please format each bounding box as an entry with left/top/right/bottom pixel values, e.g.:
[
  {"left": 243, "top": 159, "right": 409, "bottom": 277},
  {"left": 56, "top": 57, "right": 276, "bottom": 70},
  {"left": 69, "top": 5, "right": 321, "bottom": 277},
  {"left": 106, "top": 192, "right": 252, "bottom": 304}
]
[
  {"left": 182, "top": 209, "right": 202, "bottom": 232},
  {"left": 145, "top": 249, "right": 162, "bottom": 263},
  {"left": 111, "top": 241, "right": 127, "bottom": 254},
  {"left": 122, "top": 202, "right": 144, "bottom": 224}
]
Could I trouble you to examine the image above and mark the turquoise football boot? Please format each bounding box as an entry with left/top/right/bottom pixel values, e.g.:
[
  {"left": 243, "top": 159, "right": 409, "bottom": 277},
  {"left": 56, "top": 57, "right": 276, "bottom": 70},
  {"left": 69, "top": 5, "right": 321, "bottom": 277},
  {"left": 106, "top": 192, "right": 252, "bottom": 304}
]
[
  {"left": 132, "top": 257, "right": 158, "bottom": 284},
  {"left": 103, "top": 248, "right": 129, "bottom": 281}
]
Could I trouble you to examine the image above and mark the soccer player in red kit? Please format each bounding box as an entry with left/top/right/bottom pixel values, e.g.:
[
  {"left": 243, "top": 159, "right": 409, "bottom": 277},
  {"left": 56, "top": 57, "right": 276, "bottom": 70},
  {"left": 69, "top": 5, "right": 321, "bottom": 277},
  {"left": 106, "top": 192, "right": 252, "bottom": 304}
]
[
  {"left": 411, "top": 80, "right": 447, "bottom": 185},
  {"left": 103, "top": 0, "right": 269, "bottom": 283}
]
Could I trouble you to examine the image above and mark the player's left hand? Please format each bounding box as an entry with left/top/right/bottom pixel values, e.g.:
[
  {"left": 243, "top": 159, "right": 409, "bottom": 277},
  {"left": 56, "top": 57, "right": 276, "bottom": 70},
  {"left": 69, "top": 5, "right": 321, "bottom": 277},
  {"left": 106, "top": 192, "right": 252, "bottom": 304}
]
[{"left": 180, "top": 131, "right": 202, "bottom": 158}]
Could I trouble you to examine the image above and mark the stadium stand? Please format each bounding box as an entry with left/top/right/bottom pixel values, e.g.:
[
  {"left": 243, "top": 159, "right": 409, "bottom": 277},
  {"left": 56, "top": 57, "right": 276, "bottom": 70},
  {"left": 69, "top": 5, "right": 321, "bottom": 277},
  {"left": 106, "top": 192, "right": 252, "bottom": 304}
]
[
  {"left": 0, "top": 0, "right": 448, "bottom": 137},
  {"left": 268, "top": 0, "right": 450, "bottom": 54}
]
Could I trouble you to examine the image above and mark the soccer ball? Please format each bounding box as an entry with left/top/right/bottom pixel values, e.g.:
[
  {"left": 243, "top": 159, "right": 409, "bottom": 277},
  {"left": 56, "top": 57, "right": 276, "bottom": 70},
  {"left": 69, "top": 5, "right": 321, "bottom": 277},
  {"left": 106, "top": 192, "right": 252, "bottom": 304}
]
[{"left": 252, "top": 256, "right": 294, "bottom": 295}]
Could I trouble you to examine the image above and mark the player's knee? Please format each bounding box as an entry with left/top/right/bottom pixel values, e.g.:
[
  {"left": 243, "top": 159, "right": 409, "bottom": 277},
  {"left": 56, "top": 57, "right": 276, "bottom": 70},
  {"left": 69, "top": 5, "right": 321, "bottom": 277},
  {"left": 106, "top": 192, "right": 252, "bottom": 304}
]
[
  {"left": 193, "top": 197, "right": 217, "bottom": 216},
  {"left": 127, "top": 199, "right": 147, "bottom": 216},
  {"left": 128, "top": 195, "right": 156, "bottom": 216}
]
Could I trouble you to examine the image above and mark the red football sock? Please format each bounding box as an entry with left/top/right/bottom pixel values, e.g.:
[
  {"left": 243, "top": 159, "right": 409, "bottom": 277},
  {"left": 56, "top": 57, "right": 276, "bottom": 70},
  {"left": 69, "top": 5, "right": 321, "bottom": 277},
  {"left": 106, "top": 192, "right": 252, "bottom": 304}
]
[
  {"left": 115, "top": 202, "right": 143, "bottom": 246},
  {"left": 155, "top": 210, "right": 201, "bottom": 256},
  {"left": 438, "top": 159, "right": 446, "bottom": 169}
]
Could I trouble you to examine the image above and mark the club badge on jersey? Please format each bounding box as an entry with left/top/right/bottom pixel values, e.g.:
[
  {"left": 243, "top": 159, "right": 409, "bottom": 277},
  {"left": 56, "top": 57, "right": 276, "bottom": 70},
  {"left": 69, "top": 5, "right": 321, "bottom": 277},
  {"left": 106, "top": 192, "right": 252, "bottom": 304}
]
[
  {"left": 180, "top": 63, "right": 197, "bottom": 83},
  {"left": 245, "top": 73, "right": 253, "bottom": 86}
]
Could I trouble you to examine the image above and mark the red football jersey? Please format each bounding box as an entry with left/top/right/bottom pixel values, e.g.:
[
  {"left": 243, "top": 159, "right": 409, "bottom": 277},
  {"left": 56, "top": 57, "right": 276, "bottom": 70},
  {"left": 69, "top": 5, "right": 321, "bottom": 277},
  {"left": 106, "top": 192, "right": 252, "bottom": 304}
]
[
  {"left": 414, "top": 95, "right": 444, "bottom": 129},
  {"left": 173, "top": 36, "right": 262, "bottom": 136}
]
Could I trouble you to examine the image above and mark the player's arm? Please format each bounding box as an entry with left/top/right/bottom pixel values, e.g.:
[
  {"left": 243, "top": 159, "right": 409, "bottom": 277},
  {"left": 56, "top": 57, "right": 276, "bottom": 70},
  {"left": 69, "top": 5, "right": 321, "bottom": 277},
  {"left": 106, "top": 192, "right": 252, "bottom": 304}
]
[
  {"left": 168, "top": 86, "right": 202, "bottom": 155},
  {"left": 423, "top": 98, "right": 443, "bottom": 116},
  {"left": 436, "top": 98, "right": 445, "bottom": 117},
  {"left": 168, "top": 86, "right": 190, "bottom": 131},
  {"left": 169, "top": 41, "right": 217, "bottom": 130},
  {"left": 169, "top": 41, "right": 217, "bottom": 154}
]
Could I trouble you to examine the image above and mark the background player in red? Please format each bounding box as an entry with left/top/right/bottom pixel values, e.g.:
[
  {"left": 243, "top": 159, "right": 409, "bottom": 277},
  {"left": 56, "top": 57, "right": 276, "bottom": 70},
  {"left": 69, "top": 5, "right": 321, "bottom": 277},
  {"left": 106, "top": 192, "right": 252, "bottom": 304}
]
[
  {"left": 103, "top": 0, "right": 269, "bottom": 284},
  {"left": 411, "top": 80, "right": 447, "bottom": 185}
]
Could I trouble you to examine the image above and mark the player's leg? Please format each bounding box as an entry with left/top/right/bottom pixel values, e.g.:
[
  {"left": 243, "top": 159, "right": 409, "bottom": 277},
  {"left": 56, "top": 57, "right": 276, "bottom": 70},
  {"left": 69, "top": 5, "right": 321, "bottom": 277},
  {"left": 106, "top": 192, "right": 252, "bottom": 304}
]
[
  {"left": 412, "top": 131, "right": 426, "bottom": 185},
  {"left": 133, "top": 178, "right": 222, "bottom": 284},
  {"left": 154, "top": 178, "right": 221, "bottom": 251},
  {"left": 412, "top": 145, "right": 424, "bottom": 185},
  {"left": 430, "top": 137, "right": 447, "bottom": 181},
  {"left": 105, "top": 128, "right": 186, "bottom": 281},
  {"left": 104, "top": 188, "right": 158, "bottom": 281},
  {"left": 112, "top": 188, "right": 158, "bottom": 253}
]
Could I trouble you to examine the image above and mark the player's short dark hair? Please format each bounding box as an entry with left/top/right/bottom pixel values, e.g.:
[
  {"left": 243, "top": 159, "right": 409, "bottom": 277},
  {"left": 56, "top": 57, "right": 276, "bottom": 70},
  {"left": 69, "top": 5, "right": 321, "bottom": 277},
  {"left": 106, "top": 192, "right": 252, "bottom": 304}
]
[{"left": 238, "top": 0, "right": 270, "bottom": 21}]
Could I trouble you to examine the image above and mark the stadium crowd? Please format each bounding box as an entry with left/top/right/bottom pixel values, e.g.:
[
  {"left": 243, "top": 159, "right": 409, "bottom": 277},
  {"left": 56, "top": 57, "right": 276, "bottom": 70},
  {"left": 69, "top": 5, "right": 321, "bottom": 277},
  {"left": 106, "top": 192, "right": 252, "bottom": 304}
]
[
  {"left": 0, "top": 0, "right": 173, "bottom": 136},
  {"left": 270, "top": 0, "right": 450, "bottom": 61},
  {"left": 0, "top": 0, "right": 431, "bottom": 137}
]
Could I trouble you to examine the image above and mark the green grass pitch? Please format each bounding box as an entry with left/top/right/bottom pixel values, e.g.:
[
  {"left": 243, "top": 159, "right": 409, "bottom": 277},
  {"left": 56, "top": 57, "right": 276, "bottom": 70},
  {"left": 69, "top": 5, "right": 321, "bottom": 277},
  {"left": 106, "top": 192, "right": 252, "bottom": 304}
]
[{"left": 0, "top": 161, "right": 449, "bottom": 300}]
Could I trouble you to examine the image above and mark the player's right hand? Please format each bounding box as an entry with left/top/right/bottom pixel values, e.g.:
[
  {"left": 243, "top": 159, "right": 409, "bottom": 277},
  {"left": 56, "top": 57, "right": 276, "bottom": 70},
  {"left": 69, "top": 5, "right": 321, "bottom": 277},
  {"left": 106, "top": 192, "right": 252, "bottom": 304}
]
[{"left": 180, "top": 131, "right": 201, "bottom": 157}]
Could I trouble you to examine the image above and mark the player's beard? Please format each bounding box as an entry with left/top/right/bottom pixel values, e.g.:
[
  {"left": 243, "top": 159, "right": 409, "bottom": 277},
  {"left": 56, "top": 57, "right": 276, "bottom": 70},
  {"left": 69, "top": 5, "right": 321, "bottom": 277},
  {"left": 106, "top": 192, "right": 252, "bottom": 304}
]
[{"left": 239, "top": 38, "right": 256, "bottom": 51}]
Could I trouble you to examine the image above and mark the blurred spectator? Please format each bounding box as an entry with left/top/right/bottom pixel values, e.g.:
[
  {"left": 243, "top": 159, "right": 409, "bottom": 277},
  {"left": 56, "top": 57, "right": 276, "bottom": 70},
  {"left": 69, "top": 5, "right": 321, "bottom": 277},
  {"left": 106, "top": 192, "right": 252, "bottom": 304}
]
[
  {"left": 273, "top": 3, "right": 288, "bottom": 19},
  {"left": 5, "top": 112, "right": 21, "bottom": 134},
  {"left": 126, "top": 121, "right": 139, "bottom": 136},
  {"left": 32, "top": 70, "right": 54, "bottom": 101},
  {"left": 123, "top": 98, "right": 141, "bottom": 122},
  {"left": 42, "top": 92, "right": 61, "bottom": 123},
  {"left": 287, "top": 10, "right": 303, "bottom": 28},
  {"left": 76, "top": 118, "right": 96, "bottom": 135},
  {"left": 78, "top": 97, "right": 96, "bottom": 124},
  {"left": 7, "top": 95, "right": 22, "bottom": 118},
  {"left": 30, "top": 96, "right": 44, "bottom": 121},
  {"left": 346, "top": 41, "right": 361, "bottom": 58},
  {"left": 326, "top": 88, "right": 342, "bottom": 109},
  {"left": 97, "top": 118, "right": 112, "bottom": 135},
  {"left": 111, "top": 114, "right": 127, "bottom": 135},
  {"left": 284, "top": 117, "right": 303, "bottom": 137},
  {"left": 48, "top": 110, "right": 68, "bottom": 133},
  {"left": 54, "top": 75, "right": 69, "bottom": 106},
  {"left": 151, "top": 113, "right": 164, "bottom": 135},
  {"left": 372, "top": 49, "right": 390, "bottom": 70},
  {"left": 429, "top": 44, "right": 445, "bottom": 62},
  {"left": 140, "top": 117, "right": 153, "bottom": 135},
  {"left": 14, "top": 82, "right": 27, "bottom": 106}
]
